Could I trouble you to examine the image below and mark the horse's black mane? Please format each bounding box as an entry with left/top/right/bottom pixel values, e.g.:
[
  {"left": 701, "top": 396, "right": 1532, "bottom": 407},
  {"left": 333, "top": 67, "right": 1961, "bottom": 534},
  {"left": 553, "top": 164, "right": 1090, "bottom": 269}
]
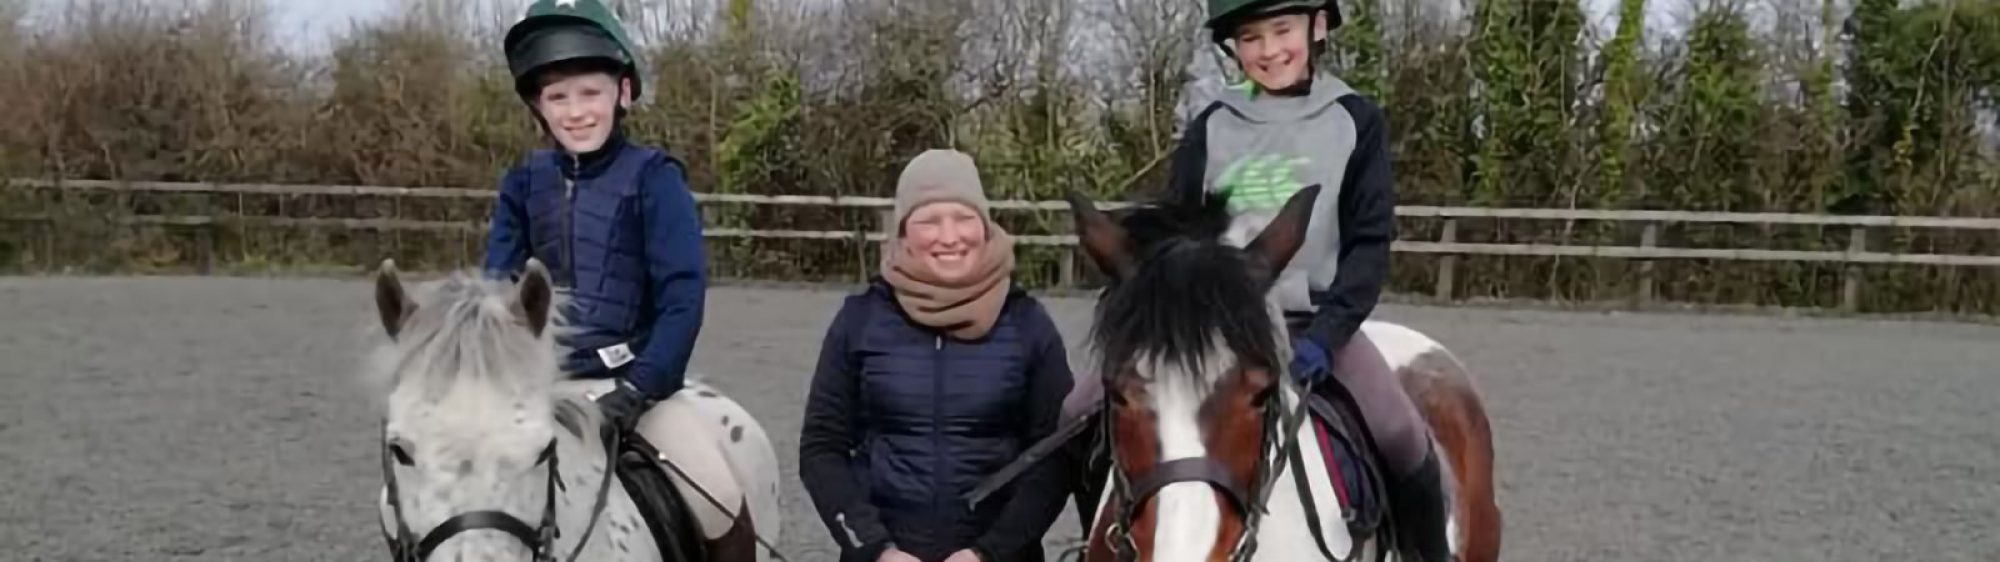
[
  {"left": 1118, "top": 190, "right": 1235, "bottom": 252},
  {"left": 1089, "top": 191, "right": 1283, "bottom": 382}
]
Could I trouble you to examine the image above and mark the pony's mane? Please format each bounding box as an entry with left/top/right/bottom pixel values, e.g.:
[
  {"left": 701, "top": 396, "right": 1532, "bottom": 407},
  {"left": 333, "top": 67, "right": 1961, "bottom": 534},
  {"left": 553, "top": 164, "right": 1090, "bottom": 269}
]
[
  {"left": 364, "top": 270, "right": 568, "bottom": 402},
  {"left": 1089, "top": 191, "right": 1284, "bottom": 383}
]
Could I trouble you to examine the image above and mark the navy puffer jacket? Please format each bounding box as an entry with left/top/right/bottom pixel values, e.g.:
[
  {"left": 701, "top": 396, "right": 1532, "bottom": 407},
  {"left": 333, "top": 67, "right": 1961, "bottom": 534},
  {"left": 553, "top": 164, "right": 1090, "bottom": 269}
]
[
  {"left": 799, "top": 278, "right": 1074, "bottom": 562},
  {"left": 480, "top": 131, "right": 706, "bottom": 399}
]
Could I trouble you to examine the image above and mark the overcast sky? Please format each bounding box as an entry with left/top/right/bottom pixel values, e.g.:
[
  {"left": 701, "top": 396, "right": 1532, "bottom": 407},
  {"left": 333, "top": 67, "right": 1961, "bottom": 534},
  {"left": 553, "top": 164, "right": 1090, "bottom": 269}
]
[
  {"left": 260, "top": 0, "right": 1662, "bottom": 42},
  {"left": 15, "top": 0, "right": 392, "bottom": 53},
  {"left": 276, "top": 0, "right": 393, "bottom": 44},
  {"left": 16, "top": 0, "right": 1706, "bottom": 54}
]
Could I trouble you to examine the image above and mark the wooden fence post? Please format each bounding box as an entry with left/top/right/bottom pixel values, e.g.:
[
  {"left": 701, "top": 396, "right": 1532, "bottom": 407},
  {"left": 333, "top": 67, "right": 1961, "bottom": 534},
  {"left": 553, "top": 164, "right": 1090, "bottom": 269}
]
[
  {"left": 41, "top": 216, "right": 55, "bottom": 273},
  {"left": 390, "top": 198, "right": 403, "bottom": 264},
  {"left": 866, "top": 209, "right": 893, "bottom": 284},
  {"left": 195, "top": 196, "right": 214, "bottom": 275},
  {"left": 236, "top": 192, "right": 245, "bottom": 267},
  {"left": 1637, "top": 222, "right": 1659, "bottom": 304},
  {"left": 1057, "top": 219, "right": 1076, "bottom": 289},
  {"left": 1434, "top": 218, "right": 1457, "bottom": 300},
  {"left": 1843, "top": 226, "right": 1867, "bottom": 313}
]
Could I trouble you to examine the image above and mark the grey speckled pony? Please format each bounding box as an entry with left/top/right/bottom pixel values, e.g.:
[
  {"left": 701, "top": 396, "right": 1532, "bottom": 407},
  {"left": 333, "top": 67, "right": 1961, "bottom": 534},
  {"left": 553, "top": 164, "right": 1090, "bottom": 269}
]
[{"left": 363, "top": 258, "right": 783, "bottom": 562}]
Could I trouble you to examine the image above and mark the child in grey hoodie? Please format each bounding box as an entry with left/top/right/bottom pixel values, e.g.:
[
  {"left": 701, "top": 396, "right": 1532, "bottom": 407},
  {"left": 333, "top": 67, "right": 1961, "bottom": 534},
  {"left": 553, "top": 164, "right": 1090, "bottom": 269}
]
[{"left": 1169, "top": 1, "right": 1450, "bottom": 560}]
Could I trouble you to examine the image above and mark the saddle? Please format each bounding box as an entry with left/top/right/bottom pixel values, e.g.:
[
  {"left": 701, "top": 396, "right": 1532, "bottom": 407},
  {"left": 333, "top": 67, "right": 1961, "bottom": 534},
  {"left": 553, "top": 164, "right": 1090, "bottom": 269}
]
[
  {"left": 609, "top": 426, "right": 709, "bottom": 562},
  {"left": 1299, "top": 381, "right": 1390, "bottom": 538}
]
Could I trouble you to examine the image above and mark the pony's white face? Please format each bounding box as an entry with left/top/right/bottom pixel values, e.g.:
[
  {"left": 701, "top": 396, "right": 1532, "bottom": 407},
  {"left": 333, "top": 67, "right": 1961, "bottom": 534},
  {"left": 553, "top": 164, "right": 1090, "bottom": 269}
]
[
  {"left": 371, "top": 259, "right": 563, "bottom": 561},
  {"left": 1068, "top": 186, "right": 1318, "bottom": 562}
]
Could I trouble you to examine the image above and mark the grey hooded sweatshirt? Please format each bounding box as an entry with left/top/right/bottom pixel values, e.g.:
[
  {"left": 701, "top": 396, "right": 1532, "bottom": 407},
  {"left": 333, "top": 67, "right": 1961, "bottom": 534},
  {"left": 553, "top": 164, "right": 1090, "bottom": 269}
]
[{"left": 1165, "top": 73, "right": 1398, "bottom": 353}]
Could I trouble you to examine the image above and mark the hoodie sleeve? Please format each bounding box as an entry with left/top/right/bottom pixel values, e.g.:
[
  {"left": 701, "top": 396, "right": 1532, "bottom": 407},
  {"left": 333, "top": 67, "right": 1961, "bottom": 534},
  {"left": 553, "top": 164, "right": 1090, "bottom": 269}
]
[
  {"left": 627, "top": 158, "right": 708, "bottom": 399},
  {"left": 973, "top": 302, "right": 1077, "bottom": 561},
  {"left": 798, "top": 298, "right": 896, "bottom": 561},
  {"left": 480, "top": 167, "right": 532, "bottom": 279},
  {"left": 1164, "top": 102, "right": 1227, "bottom": 206},
  {"left": 1303, "top": 96, "right": 1398, "bottom": 355}
]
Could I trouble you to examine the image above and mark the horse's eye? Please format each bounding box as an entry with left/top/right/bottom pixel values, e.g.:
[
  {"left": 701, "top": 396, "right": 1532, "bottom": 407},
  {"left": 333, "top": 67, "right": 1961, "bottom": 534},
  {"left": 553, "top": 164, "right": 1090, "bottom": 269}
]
[
  {"left": 389, "top": 442, "right": 415, "bottom": 466},
  {"left": 533, "top": 443, "right": 556, "bottom": 467}
]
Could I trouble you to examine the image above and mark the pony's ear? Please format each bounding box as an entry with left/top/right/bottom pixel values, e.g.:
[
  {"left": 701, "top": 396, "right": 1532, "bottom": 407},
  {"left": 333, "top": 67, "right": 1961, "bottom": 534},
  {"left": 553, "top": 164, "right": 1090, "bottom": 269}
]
[
  {"left": 1244, "top": 185, "right": 1320, "bottom": 289},
  {"left": 1065, "top": 188, "right": 1134, "bottom": 280},
  {"left": 375, "top": 259, "right": 416, "bottom": 339},
  {"left": 516, "top": 258, "right": 553, "bottom": 337}
]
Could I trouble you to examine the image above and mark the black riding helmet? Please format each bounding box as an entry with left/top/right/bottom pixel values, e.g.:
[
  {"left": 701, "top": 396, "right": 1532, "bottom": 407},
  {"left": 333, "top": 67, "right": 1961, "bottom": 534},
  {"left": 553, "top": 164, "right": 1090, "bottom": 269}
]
[
  {"left": 1204, "top": 0, "right": 1342, "bottom": 95},
  {"left": 502, "top": 0, "right": 644, "bottom": 103},
  {"left": 1206, "top": 0, "right": 1342, "bottom": 43}
]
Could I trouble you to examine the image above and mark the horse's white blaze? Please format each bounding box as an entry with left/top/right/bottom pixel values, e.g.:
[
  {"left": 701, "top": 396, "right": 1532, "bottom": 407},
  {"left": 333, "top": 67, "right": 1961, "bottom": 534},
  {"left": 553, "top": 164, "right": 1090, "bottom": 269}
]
[
  {"left": 1139, "top": 345, "right": 1235, "bottom": 562},
  {"left": 1446, "top": 498, "right": 1463, "bottom": 555},
  {"left": 1359, "top": 320, "right": 1443, "bottom": 371}
]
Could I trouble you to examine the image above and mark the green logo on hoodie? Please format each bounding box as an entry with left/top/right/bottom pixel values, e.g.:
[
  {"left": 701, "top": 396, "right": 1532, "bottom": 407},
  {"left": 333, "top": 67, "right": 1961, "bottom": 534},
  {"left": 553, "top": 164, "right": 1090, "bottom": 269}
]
[{"left": 1216, "top": 154, "right": 1312, "bottom": 213}]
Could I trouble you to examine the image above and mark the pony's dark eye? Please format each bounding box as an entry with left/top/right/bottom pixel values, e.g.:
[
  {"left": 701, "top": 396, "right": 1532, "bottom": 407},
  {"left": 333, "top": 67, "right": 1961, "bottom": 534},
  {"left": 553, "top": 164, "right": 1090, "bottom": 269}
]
[{"left": 390, "top": 442, "right": 415, "bottom": 466}]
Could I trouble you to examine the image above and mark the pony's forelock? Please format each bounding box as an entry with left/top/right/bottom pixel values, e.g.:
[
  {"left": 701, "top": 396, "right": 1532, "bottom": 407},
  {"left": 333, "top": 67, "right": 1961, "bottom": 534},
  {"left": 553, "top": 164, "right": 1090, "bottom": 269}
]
[
  {"left": 1087, "top": 190, "right": 1286, "bottom": 390},
  {"left": 358, "top": 269, "right": 574, "bottom": 408}
]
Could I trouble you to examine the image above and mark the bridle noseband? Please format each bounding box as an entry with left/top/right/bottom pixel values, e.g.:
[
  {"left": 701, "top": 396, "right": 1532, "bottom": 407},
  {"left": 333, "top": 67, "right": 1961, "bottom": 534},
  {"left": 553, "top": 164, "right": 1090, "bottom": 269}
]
[
  {"left": 1100, "top": 369, "right": 1314, "bottom": 562},
  {"left": 379, "top": 422, "right": 621, "bottom": 562}
]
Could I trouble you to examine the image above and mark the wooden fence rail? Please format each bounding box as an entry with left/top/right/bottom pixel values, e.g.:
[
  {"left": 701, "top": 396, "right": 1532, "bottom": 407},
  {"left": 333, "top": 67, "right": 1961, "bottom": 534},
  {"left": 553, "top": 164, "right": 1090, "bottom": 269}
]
[{"left": 7, "top": 178, "right": 1999, "bottom": 312}]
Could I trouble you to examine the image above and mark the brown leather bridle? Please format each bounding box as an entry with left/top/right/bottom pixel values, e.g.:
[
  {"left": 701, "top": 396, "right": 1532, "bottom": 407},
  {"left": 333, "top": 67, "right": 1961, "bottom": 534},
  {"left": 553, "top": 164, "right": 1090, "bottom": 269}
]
[{"left": 1097, "top": 369, "right": 1336, "bottom": 562}]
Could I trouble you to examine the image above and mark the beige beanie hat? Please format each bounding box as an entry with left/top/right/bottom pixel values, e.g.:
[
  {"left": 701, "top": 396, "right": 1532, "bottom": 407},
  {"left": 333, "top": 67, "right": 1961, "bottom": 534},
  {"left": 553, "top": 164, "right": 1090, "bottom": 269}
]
[{"left": 891, "top": 149, "right": 992, "bottom": 233}]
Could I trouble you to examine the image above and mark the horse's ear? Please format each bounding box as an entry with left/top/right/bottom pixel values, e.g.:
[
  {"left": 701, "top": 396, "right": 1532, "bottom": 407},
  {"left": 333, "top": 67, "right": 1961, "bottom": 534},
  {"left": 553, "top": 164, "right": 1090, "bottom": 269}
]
[
  {"left": 1065, "top": 188, "right": 1134, "bottom": 280},
  {"left": 1244, "top": 185, "right": 1320, "bottom": 288},
  {"left": 375, "top": 259, "right": 415, "bottom": 339},
  {"left": 516, "top": 258, "right": 553, "bottom": 337}
]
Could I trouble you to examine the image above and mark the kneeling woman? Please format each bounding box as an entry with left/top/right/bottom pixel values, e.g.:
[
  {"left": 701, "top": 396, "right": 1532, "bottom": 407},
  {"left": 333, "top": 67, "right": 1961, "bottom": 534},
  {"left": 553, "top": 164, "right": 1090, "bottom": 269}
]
[{"left": 799, "top": 150, "right": 1075, "bottom": 562}]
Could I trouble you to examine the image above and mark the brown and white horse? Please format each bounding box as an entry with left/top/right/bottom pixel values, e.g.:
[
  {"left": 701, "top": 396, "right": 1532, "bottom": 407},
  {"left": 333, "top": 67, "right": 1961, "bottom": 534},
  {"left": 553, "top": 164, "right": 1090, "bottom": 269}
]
[{"left": 1063, "top": 186, "right": 1501, "bottom": 562}]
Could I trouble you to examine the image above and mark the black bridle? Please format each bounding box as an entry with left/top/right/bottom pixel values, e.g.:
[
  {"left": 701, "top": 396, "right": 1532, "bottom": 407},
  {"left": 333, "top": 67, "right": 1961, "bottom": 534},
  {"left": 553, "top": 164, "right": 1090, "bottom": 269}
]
[
  {"left": 1097, "top": 369, "right": 1337, "bottom": 562},
  {"left": 379, "top": 422, "right": 621, "bottom": 562}
]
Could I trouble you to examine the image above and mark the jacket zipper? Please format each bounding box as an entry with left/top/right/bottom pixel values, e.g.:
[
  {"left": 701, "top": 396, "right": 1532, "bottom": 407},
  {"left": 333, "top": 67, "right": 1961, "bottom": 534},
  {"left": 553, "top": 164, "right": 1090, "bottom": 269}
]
[
  {"left": 835, "top": 512, "right": 863, "bottom": 548},
  {"left": 931, "top": 334, "right": 944, "bottom": 514},
  {"left": 563, "top": 154, "right": 580, "bottom": 286}
]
